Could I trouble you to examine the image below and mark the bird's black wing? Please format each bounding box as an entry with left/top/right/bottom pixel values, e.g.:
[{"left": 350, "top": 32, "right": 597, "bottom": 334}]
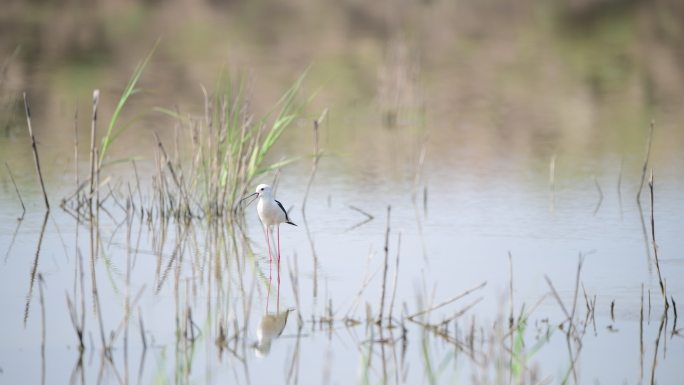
[{"left": 275, "top": 199, "right": 297, "bottom": 226}]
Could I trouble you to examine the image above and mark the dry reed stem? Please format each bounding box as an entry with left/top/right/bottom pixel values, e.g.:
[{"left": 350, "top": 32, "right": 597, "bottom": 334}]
[
  {"left": 301, "top": 116, "right": 325, "bottom": 300},
  {"left": 648, "top": 169, "right": 669, "bottom": 311},
  {"left": 672, "top": 297, "right": 678, "bottom": 333},
  {"left": 377, "top": 206, "right": 391, "bottom": 325},
  {"left": 650, "top": 313, "right": 666, "bottom": 385},
  {"left": 592, "top": 176, "right": 603, "bottom": 216},
  {"left": 138, "top": 307, "right": 147, "bottom": 350},
  {"left": 153, "top": 131, "right": 192, "bottom": 216},
  {"left": 23, "top": 92, "right": 50, "bottom": 210},
  {"left": 412, "top": 140, "right": 429, "bottom": 262},
  {"left": 387, "top": 232, "right": 402, "bottom": 325},
  {"left": 569, "top": 254, "right": 584, "bottom": 324},
  {"left": 407, "top": 281, "right": 487, "bottom": 321},
  {"left": 73, "top": 108, "right": 79, "bottom": 213},
  {"left": 66, "top": 292, "right": 85, "bottom": 351},
  {"left": 89, "top": 90, "right": 99, "bottom": 207},
  {"left": 2, "top": 216, "right": 22, "bottom": 264},
  {"left": 508, "top": 252, "right": 514, "bottom": 329},
  {"left": 617, "top": 157, "right": 623, "bottom": 218},
  {"left": 344, "top": 251, "right": 381, "bottom": 320},
  {"left": 549, "top": 154, "right": 556, "bottom": 212},
  {"left": 301, "top": 111, "right": 326, "bottom": 212},
  {"left": 4, "top": 162, "right": 25, "bottom": 219},
  {"left": 544, "top": 275, "right": 570, "bottom": 321},
  {"left": 636, "top": 120, "right": 654, "bottom": 203}
]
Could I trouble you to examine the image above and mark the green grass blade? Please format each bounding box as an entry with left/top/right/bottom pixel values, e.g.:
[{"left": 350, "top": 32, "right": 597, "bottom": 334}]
[{"left": 98, "top": 40, "right": 159, "bottom": 168}]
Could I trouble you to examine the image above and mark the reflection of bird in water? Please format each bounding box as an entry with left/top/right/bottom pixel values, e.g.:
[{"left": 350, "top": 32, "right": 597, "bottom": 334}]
[{"left": 254, "top": 309, "right": 292, "bottom": 357}]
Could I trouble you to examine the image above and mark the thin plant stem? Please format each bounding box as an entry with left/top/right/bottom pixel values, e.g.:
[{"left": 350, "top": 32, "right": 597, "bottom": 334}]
[
  {"left": 5, "top": 162, "right": 26, "bottom": 219},
  {"left": 648, "top": 169, "right": 669, "bottom": 311},
  {"left": 636, "top": 120, "right": 654, "bottom": 203},
  {"left": 377, "top": 206, "right": 391, "bottom": 325},
  {"left": 23, "top": 92, "right": 50, "bottom": 210}
]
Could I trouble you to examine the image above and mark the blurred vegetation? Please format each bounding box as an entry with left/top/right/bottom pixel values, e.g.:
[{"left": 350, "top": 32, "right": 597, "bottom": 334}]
[{"left": 1, "top": 0, "right": 683, "bottom": 182}]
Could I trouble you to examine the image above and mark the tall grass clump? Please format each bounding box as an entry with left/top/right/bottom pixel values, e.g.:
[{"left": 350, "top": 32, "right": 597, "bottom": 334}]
[
  {"left": 60, "top": 43, "right": 308, "bottom": 223},
  {"left": 154, "top": 70, "right": 308, "bottom": 220}
]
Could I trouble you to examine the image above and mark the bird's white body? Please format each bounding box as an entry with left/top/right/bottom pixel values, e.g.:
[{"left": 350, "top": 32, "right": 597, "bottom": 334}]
[
  {"left": 254, "top": 184, "right": 295, "bottom": 227},
  {"left": 257, "top": 193, "right": 286, "bottom": 226}
]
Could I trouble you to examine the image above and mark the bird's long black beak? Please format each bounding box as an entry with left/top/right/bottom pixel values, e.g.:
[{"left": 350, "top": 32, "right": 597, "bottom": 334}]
[{"left": 239, "top": 192, "right": 258, "bottom": 207}]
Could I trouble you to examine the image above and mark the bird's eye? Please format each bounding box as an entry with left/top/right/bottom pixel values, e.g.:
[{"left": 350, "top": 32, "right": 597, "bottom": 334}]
[{"left": 260, "top": 188, "right": 264, "bottom": 191}]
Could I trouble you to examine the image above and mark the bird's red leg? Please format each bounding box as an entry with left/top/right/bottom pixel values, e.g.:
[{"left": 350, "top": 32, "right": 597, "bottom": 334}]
[
  {"left": 277, "top": 225, "right": 281, "bottom": 311},
  {"left": 277, "top": 225, "right": 281, "bottom": 286},
  {"left": 264, "top": 225, "right": 272, "bottom": 281}
]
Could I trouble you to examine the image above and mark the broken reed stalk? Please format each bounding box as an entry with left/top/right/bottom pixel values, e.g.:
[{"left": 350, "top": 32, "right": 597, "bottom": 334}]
[
  {"left": 377, "top": 205, "right": 391, "bottom": 325},
  {"left": 636, "top": 120, "right": 654, "bottom": 203},
  {"left": 23, "top": 92, "right": 50, "bottom": 210},
  {"left": 648, "top": 169, "right": 669, "bottom": 311},
  {"left": 5, "top": 162, "right": 26, "bottom": 219}
]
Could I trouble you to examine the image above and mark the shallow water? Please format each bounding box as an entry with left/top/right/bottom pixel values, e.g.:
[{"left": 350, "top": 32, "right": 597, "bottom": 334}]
[{"left": 2, "top": 1, "right": 684, "bottom": 384}]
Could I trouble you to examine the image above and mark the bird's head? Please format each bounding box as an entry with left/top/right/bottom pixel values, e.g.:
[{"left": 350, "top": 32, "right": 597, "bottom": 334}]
[
  {"left": 255, "top": 184, "right": 271, "bottom": 197},
  {"left": 239, "top": 184, "right": 271, "bottom": 207}
]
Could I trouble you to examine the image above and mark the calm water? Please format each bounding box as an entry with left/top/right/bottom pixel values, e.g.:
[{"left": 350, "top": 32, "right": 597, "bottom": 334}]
[{"left": 2, "top": 1, "right": 684, "bottom": 384}]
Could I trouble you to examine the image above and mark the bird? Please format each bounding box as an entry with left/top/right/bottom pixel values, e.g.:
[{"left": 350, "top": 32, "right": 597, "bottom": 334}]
[{"left": 241, "top": 184, "right": 296, "bottom": 279}]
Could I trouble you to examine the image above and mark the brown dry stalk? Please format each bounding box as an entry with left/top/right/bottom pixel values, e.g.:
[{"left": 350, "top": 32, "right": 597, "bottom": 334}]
[{"left": 23, "top": 92, "right": 50, "bottom": 210}]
